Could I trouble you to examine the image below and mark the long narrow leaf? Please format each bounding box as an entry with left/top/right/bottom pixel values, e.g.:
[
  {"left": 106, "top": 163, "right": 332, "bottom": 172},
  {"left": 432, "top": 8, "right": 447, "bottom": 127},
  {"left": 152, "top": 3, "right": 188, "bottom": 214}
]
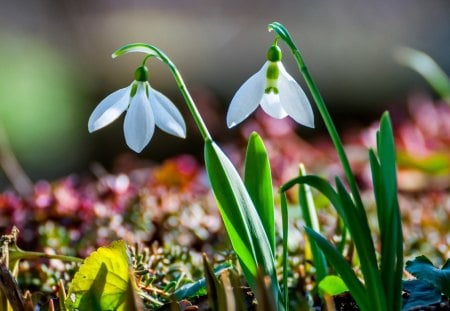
[
  {"left": 281, "top": 175, "right": 347, "bottom": 225},
  {"left": 280, "top": 192, "right": 289, "bottom": 310},
  {"left": 375, "top": 113, "right": 403, "bottom": 311},
  {"left": 244, "top": 132, "right": 275, "bottom": 255},
  {"left": 377, "top": 113, "right": 397, "bottom": 205},
  {"left": 335, "top": 179, "right": 386, "bottom": 311},
  {"left": 204, "top": 140, "right": 280, "bottom": 302},
  {"left": 297, "top": 165, "right": 328, "bottom": 283},
  {"left": 304, "top": 227, "right": 369, "bottom": 311}
]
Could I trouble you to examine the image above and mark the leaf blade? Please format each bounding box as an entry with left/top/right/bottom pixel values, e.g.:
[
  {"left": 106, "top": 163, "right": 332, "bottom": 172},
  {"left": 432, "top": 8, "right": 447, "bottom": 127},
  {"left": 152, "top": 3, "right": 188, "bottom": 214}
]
[
  {"left": 204, "top": 140, "right": 279, "bottom": 301},
  {"left": 304, "top": 227, "right": 369, "bottom": 311},
  {"left": 244, "top": 132, "right": 275, "bottom": 255},
  {"left": 66, "top": 240, "right": 133, "bottom": 311},
  {"left": 406, "top": 256, "right": 450, "bottom": 297}
]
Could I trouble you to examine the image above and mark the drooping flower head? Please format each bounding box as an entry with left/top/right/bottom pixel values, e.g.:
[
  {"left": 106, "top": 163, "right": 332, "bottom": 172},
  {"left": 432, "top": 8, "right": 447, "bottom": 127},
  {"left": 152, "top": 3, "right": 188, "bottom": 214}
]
[
  {"left": 227, "top": 45, "right": 314, "bottom": 128},
  {"left": 88, "top": 65, "right": 186, "bottom": 153}
]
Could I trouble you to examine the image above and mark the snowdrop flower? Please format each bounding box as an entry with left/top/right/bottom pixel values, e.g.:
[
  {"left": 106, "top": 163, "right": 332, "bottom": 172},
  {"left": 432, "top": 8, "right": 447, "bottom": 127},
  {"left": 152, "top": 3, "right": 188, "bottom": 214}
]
[
  {"left": 88, "top": 66, "right": 186, "bottom": 153},
  {"left": 227, "top": 45, "right": 314, "bottom": 128}
]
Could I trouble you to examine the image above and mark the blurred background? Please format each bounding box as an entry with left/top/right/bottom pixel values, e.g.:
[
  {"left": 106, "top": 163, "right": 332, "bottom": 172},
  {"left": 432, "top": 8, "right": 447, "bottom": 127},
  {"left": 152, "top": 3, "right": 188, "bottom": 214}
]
[{"left": 0, "top": 0, "right": 449, "bottom": 189}]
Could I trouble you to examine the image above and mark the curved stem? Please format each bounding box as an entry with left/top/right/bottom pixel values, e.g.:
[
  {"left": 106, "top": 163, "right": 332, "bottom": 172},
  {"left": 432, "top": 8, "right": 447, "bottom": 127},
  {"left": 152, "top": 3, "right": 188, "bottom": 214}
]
[
  {"left": 268, "top": 22, "right": 364, "bottom": 212},
  {"left": 10, "top": 249, "right": 83, "bottom": 263}
]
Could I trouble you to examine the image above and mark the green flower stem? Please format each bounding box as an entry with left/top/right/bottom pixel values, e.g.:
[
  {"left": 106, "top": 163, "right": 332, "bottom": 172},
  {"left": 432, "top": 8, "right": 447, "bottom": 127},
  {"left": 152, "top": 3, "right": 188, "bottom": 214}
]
[
  {"left": 268, "top": 22, "right": 364, "bottom": 212},
  {"left": 114, "top": 43, "right": 282, "bottom": 306},
  {"left": 9, "top": 249, "right": 84, "bottom": 264},
  {"left": 113, "top": 44, "right": 212, "bottom": 142},
  {"left": 280, "top": 191, "right": 289, "bottom": 310},
  {"left": 145, "top": 49, "right": 212, "bottom": 141}
]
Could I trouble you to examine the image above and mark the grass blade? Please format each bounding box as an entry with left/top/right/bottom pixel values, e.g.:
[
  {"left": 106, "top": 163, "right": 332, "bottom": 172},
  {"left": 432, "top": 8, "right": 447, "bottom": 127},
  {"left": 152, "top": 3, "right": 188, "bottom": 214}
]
[
  {"left": 304, "top": 227, "right": 369, "bottom": 311},
  {"left": 334, "top": 178, "right": 386, "bottom": 311},
  {"left": 297, "top": 165, "right": 328, "bottom": 283},
  {"left": 373, "top": 113, "right": 403, "bottom": 310},
  {"left": 244, "top": 132, "right": 275, "bottom": 255},
  {"left": 280, "top": 192, "right": 289, "bottom": 310},
  {"left": 281, "top": 175, "right": 346, "bottom": 224}
]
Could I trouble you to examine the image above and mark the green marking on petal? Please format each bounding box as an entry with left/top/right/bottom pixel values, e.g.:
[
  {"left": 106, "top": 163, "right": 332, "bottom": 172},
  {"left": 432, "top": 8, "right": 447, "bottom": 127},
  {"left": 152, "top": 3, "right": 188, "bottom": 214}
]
[
  {"left": 266, "top": 62, "right": 280, "bottom": 80},
  {"left": 264, "top": 87, "right": 279, "bottom": 94},
  {"left": 145, "top": 83, "right": 149, "bottom": 97},
  {"left": 130, "top": 83, "right": 138, "bottom": 97}
]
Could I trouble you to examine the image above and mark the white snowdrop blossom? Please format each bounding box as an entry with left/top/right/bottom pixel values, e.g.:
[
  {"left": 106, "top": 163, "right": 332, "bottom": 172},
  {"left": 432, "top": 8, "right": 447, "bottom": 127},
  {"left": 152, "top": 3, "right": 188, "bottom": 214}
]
[
  {"left": 227, "top": 45, "right": 314, "bottom": 128},
  {"left": 88, "top": 66, "right": 186, "bottom": 153}
]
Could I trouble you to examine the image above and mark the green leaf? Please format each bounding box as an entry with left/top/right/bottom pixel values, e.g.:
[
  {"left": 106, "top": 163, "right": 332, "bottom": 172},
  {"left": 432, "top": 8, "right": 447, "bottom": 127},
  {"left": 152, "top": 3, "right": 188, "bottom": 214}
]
[
  {"left": 394, "top": 46, "right": 450, "bottom": 102},
  {"left": 66, "top": 240, "right": 133, "bottom": 311},
  {"left": 318, "top": 275, "right": 348, "bottom": 296},
  {"left": 297, "top": 165, "right": 328, "bottom": 283},
  {"left": 281, "top": 175, "right": 346, "bottom": 224},
  {"left": 280, "top": 192, "right": 289, "bottom": 310},
  {"left": 402, "top": 280, "right": 442, "bottom": 311},
  {"left": 244, "top": 132, "right": 275, "bottom": 255},
  {"left": 377, "top": 113, "right": 397, "bottom": 206},
  {"left": 204, "top": 140, "right": 279, "bottom": 302},
  {"left": 405, "top": 256, "right": 450, "bottom": 297},
  {"left": 373, "top": 113, "right": 403, "bottom": 311},
  {"left": 335, "top": 178, "right": 385, "bottom": 311},
  {"left": 267, "top": 22, "right": 297, "bottom": 52},
  {"left": 112, "top": 43, "right": 160, "bottom": 59},
  {"left": 304, "top": 227, "right": 369, "bottom": 311}
]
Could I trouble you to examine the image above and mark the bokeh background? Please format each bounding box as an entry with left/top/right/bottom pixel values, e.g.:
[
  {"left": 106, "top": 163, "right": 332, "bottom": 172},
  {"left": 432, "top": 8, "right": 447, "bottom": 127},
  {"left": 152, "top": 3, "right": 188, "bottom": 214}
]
[{"left": 0, "top": 0, "right": 449, "bottom": 190}]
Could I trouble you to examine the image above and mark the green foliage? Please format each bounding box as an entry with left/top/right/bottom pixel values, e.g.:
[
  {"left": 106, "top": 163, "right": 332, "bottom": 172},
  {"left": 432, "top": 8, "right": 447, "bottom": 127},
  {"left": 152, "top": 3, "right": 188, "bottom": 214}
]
[
  {"left": 244, "top": 132, "right": 275, "bottom": 255},
  {"left": 370, "top": 112, "right": 403, "bottom": 310},
  {"left": 402, "top": 280, "right": 442, "bottom": 310},
  {"left": 394, "top": 46, "right": 450, "bottom": 103},
  {"left": 297, "top": 165, "right": 328, "bottom": 284},
  {"left": 281, "top": 113, "right": 403, "bottom": 311},
  {"left": 271, "top": 21, "right": 405, "bottom": 311},
  {"left": 406, "top": 256, "right": 450, "bottom": 297},
  {"left": 204, "top": 139, "right": 280, "bottom": 305},
  {"left": 304, "top": 227, "right": 369, "bottom": 310},
  {"left": 66, "top": 240, "right": 135, "bottom": 311},
  {"left": 318, "top": 275, "right": 348, "bottom": 296}
]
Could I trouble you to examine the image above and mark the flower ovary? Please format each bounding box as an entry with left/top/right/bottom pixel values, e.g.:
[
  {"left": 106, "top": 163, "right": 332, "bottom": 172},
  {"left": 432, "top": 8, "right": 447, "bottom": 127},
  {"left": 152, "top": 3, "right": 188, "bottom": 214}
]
[
  {"left": 134, "top": 66, "right": 149, "bottom": 82},
  {"left": 266, "top": 45, "right": 282, "bottom": 62}
]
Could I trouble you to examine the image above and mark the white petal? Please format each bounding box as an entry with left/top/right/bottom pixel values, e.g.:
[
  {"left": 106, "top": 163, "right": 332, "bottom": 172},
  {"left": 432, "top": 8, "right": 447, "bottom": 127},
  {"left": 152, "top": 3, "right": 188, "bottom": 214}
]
[
  {"left": 278, "top": 63, "right": 314, "bottom": 128},
  {"left": 226, "top": 62, "right": 268, "bottom": 128},
  {"left": 149, "top": 86, "right": 186, "bottom": 138},
  {"left": 260, "top": 93, "right": 288, "bottom": 119},
  {"left": 123, "top": 83, "right": 155, "bottom": 152},
  {"left": 88, "top": 86, "right": 130, "bottom": 132}
]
